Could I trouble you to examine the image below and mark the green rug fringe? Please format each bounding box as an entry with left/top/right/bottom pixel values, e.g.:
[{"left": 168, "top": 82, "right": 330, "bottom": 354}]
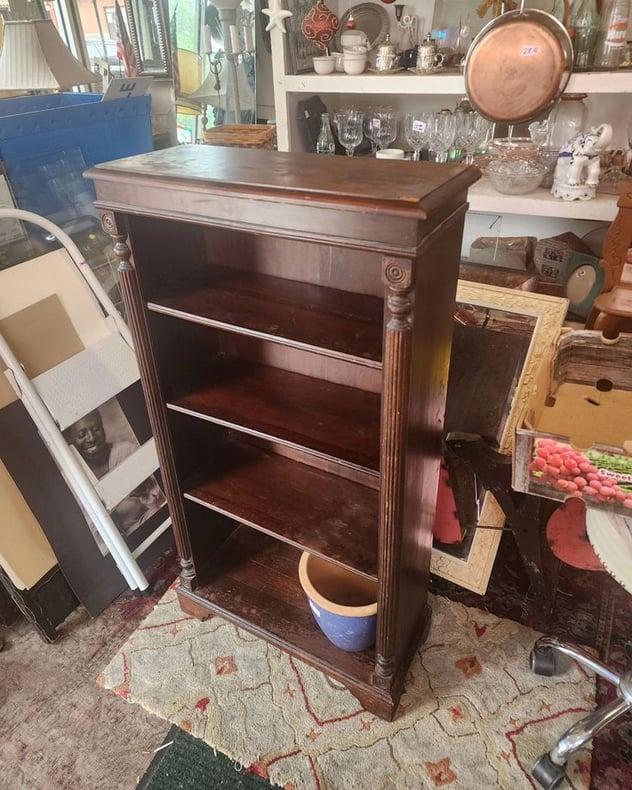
[{"left": 138, "top": 725, "right": 277, "bottom": 789}]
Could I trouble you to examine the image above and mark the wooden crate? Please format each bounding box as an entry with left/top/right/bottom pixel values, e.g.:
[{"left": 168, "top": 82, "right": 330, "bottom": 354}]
[{"left": 202, "top": 124, "right": 276, "bottom": 149}]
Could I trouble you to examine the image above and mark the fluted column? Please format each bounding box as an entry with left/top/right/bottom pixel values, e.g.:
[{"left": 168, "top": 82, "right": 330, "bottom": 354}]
[{"left": 101, "top": 210, "right": 196, "bottom": 589}]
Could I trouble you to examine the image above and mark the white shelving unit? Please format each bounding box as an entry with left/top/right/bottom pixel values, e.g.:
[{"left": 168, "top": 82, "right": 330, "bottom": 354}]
[
  {"left": 281, "top": 70, "right": 632, "bottom": 100},
  {"left": 467, "top": 180, "right": 619, "bottom": 223},
  {"left": 271, "top": 27, "right": 630, "bottom": 230}
]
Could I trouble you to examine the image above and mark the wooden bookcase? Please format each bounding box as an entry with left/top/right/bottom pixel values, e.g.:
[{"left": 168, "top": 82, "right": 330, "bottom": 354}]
[{"left": 87, "top": 145, "right": 479, "bottom": 719}]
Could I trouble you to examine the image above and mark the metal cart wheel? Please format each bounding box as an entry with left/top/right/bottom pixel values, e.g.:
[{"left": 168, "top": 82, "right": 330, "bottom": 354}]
[
  {"left": 532, "top": 753, "right": 567, "bottom": 789},
  {"left": 531, "top": 644, "right": 557, "bottom": 676}
]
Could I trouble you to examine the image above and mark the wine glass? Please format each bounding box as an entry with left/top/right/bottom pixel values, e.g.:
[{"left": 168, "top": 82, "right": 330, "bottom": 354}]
[
  {"left": 334, "top": 109, "right": 365, "bottom": 157},
  {"left": 363, "top": 107, "right": 380, "bottom": 154},
  {"left": 370, "top": 109, "right": 398, "bottom": 151},
  {"left": 404, "top": 111, "right": 432, "bottom": 161},
  {"left": 455, "top": 112, "right": 493, "bottom": 164},
  {"left": 428, "top": 111, "right": 457, "bottom": 164}
]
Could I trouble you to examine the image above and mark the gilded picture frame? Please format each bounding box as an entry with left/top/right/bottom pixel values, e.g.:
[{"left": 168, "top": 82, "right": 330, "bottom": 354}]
[{"left": 430, "top": 282, "right": 568, "bottom": 594}]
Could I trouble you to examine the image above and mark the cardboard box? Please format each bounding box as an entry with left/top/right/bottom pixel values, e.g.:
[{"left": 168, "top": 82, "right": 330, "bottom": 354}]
[{"left": 514, "top": 330, "right": 632, "bottom": 516}]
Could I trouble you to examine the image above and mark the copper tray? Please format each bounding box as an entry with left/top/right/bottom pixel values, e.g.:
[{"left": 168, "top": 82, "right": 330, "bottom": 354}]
[{"left": 464, "top": 9, "right": 573, "bottom": 124}]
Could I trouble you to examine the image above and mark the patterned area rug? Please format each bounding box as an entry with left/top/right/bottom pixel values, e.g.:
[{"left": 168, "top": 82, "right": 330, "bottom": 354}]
[{"left": 99, "top": 586, "right": 595, "bottom": 790}]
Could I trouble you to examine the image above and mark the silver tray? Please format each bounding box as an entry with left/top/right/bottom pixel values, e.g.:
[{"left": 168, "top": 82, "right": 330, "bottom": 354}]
[
  {"left": 333, "top": 3, "right": 390, "bottom": 52},
  {"left": 367, "top": 66, "right": 406, "bottom": 74}
]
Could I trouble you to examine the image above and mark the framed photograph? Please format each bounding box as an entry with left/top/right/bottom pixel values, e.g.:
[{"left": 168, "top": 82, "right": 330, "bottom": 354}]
[
  {"left": 430, "top": 282, "right": 568, "bottom": 594},
  {"left": 63, "top": 395, "right": 169, "bottom": 558},
  {"left": 284, "top": 0, "right": 326, "bottom": 74}
]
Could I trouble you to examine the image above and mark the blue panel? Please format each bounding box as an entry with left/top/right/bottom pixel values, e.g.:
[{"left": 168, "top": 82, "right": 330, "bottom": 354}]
[{"left": 0, "top": 93, "right": 153, "bottom": 168}]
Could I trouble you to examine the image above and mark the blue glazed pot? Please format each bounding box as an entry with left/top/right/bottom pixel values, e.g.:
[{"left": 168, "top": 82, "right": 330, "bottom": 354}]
[{"left": 298, "top": 552, "right": 377, "bottom": 652}]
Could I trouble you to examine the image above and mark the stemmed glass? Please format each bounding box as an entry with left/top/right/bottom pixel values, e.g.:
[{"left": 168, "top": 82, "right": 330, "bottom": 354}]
[
  {"left": 369, "top": 109, "right": 398, "bottom": 151},
  {"left": 363, "top": 110, "right": 379, "bottom": 154},
  {"left": 428, "top": 111, "right": 457, "bottom": 164},
  {"left": 455, "top": 112, "right": 493, "bottom": 164},
  {"left": 334, "top": 109, "right": 365, "bottom": 157},
  {"left": 404, "top": 111, "right": 432, "bottom": 161}
]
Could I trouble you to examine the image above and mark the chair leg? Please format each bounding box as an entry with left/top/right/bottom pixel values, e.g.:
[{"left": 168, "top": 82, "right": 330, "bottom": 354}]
[
  {"left": 532, "top": 635, "right": 621, "bottom": 686},
  {"left": 530, "top": 636, "right": 632, "bottom": 789},
  {"left": 591, "top": 311, "right": 625, "bottom": 340}
]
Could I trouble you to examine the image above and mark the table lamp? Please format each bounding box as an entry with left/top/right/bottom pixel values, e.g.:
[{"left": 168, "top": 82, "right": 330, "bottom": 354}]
[{"left": 0, "top": 19, "right": 98, "bottom": 92}]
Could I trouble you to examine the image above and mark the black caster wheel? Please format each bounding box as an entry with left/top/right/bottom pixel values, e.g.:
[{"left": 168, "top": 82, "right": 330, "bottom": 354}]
[
  {"left": 531, "top": 644, "right": 556, "bottom": 676},
  {"left": 532, "top": 753, "right": 567, "bottom": 789}
]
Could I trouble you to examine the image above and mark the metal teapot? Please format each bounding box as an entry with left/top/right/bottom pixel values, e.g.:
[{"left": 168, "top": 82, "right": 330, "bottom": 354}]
[{"left": 415, "top": 34, "right": 445, "bottom": 74}]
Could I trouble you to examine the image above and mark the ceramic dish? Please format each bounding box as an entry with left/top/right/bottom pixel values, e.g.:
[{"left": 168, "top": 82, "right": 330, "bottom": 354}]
[{"left": 333, "top": 3, "right": 389, "bottom": 53}]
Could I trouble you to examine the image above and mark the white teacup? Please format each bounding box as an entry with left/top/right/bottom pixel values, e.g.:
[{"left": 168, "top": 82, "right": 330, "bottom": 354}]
[
  {"left": 313, "top": 55, "right": 336, "bottom": 75},
  {"left": 341, "top": 30, "right": 369, "bottom": 49},
  {"left": 376, "top": 149, "right": 405, "bottom": 159}
]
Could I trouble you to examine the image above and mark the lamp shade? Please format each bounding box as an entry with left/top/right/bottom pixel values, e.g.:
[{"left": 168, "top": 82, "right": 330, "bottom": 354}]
[
  {"left": 0, "top": 20, "right": 98, "bottom": 90},
  {"left": 189, "top": 68, "right": 227, "bottom": 104}
]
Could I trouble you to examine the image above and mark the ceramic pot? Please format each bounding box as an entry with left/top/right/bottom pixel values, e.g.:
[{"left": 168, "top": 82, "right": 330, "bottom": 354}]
[{"left": 298, "top": 552, "right": 377, "bottom": 652}]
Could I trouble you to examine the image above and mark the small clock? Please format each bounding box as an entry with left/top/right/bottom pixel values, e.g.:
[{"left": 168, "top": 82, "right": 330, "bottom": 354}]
[{"left": 563, "top": 254, "right": 605, "bottom": 319}]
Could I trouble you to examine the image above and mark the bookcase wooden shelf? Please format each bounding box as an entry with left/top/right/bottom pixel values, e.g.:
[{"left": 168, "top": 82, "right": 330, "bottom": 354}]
[{"left": 88, "top": 145, "right": 479, "bottom": 720}]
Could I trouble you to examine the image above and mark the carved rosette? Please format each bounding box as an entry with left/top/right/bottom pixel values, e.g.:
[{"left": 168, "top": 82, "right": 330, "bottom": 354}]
[
  {"left": 375, "top": 257, "right": 414, "bottom": 687},
  {"left": 300, "top": 0, "right": 339, "bottom": 52},
  {"left": 100, "top": 211, "right": 134, "bottom": 273}
]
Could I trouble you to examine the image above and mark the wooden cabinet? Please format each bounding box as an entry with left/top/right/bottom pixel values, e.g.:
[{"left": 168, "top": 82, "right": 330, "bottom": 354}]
[{"left": 87, "top": 144, "right": 479, "bottom": 720}]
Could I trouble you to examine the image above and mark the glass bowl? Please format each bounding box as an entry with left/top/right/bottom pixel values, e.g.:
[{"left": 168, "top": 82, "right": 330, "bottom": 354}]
[
  {"left": 488, "top": 158, "right": 547, "bottom": 195},
  {"left": 489, "top": 137, "right": 540, "bottom": 162}
]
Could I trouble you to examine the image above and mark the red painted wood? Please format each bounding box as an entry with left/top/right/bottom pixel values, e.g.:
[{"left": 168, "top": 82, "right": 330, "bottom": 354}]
[{"left": 546, "top": 498, "right": 605, "bottom": 571}]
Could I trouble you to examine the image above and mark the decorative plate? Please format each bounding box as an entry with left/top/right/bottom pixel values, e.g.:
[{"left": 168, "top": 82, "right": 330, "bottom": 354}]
[{"left": 333, "top": 3, "right": 390, "bottom": 52}]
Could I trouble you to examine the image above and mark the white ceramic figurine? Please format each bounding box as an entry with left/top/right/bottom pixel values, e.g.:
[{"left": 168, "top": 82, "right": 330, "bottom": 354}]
[{"left": 552, "top": 123, "right": 613, "bottom": 201}]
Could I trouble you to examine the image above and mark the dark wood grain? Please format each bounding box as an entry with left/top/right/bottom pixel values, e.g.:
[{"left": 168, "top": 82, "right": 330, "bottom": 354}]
[
  {"left": 149, "top": 265, "right": 384, "bottom": 365},
  {"left": 176, "top": 528, "right": 400, "bottom": 717},
  {"left": 168, "top": 357, "right": 381, "bottom": 471},
  {"left": 92, "top": 146, "right": 479, "bottom": 719},
  {"left": 184, "top": 440, "right": 379, "bottom": 578},
  {"left": 87, "top": 148, "right": 479, "bottom": 258},
  {"left": 87, "top": 145, "right": 479, "bottom": 216}
]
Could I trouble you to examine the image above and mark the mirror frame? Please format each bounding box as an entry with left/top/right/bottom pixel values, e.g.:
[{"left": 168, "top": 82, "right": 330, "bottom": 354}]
[
  {"left": 124, "top": 0, "right": 171, "bottom": 77},
  {"left": 430, "top": 281, "right": 568, "bottom": 594}
]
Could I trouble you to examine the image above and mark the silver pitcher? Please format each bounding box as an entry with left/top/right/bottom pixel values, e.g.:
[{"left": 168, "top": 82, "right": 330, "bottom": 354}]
[{"left": 415, "top": 34, "right": 445, "bottom": 74}]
